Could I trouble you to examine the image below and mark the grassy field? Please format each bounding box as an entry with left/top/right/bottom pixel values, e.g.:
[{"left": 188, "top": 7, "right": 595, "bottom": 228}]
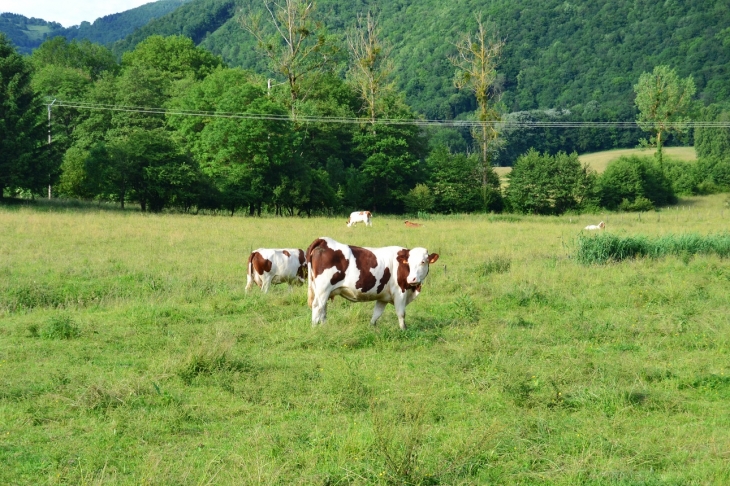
[
  {"left": 494, "top": 147, "right": 698, "bottom": 182},
  {"left": 1, "top": 194, "right": 729, "bottom": 484},
  {"left": 578, "top": 147, "right": 697, "bottom": 173}
]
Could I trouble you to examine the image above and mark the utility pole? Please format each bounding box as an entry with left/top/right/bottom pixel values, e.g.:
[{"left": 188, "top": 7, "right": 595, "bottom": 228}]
[
  {"left": 47, "top": 99, "right": 56, "bottom": 200},
  {"left": 267, "top": 78, "right": 286, "bottom": 96}
]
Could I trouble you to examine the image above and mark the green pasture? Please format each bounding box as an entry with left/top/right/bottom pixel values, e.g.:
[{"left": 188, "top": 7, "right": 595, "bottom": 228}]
[
  {"left": 578, "top": 147, "right": 697, "bottom": 174},
  {"left": 22, "top": 25, "right": 56, "bottom": 41},
  {"left": 1, "top": 194, "right": 729, "bottom": 484}
]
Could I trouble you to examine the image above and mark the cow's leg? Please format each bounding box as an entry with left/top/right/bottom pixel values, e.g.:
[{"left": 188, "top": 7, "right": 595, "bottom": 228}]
[
  {"left": 394, "top": 298, "right": 407, "bottom": 330},
  {"left": 307, "top": 280, "right": 315, "bottom": 308},
  {"left": 261, "top": 274, "right": 273, "bottom": 293},
  {"left": 371, "top": 301, "right": 387, "bottom": 326},
  {"left": 312, "top": 292, "right": 329, "bottom": 326}
]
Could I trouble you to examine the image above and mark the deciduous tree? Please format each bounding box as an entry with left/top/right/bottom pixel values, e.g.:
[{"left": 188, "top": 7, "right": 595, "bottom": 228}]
[
  {"left": 450, "top": 13, "right": 504, "bottom": 206},
  {"left": 634, "top": 65, "right": 696, "bottom": 169},
  {"left": 347, "top": 10, "right": 394, "bottom": 125},
  {"left": 170, "top": 68, "right": 293, "bottom": 215},
  {"left": 0, "top": 34, "right": 49, "bottom": 198},
  {"left": 85, "top": 128, "right": 196, "bottom": 211},
  {"left": 239, "top": 0, "right": 338, "bottom": 118}
]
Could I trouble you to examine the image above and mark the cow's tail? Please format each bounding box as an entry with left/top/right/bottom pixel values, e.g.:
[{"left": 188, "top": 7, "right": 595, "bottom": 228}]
[
  {"left": 245, "top": 252, "right": 254, "bottom": 292},
  {"left": 307, "top": 262, "right": 315, "bottom": 308},
  {"left": 306, "top": 238, "right": 326, "bottom": 308}
]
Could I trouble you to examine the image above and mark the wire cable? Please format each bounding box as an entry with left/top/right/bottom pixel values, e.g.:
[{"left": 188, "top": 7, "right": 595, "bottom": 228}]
[{"left": 47, "top": 99, "right": 730, "bottom": 129}]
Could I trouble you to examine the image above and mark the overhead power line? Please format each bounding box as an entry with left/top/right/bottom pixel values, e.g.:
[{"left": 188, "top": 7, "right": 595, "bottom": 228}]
[{"left": 47, "top": 99, "right": 730, "bottom": 129}]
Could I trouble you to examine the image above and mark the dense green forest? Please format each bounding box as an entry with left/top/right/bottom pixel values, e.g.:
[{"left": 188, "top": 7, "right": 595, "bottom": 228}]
[
  {"left": 0, "top": 1, "right": 193, "bottom": 54},
  {"left": 107, "top": 0, "right": 730, "bottom": 121},
  {"left": 1, "top": 0, "right": 729, "bottom": 216},
  {"left": 4, "top": 0, "right": 730, "bottom": 127}
]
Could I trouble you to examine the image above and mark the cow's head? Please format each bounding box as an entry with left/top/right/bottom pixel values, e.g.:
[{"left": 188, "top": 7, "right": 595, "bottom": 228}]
[
  {"left": 397, "top": 248, "right": 439, "bottom": 290},
  {"left": 296, "top": 249, "right": 308, "bottom": 280}
]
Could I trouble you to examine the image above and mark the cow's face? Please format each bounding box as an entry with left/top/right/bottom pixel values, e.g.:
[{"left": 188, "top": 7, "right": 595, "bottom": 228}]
[
  {"left": 296, "top": 250, "right": 308, "bottom": 280},
  {"left": 398, "top": 248, "right": 439, "bottom": 288},
  {"left": 297, "top": 261, "right": 308, "bottom": 280}
]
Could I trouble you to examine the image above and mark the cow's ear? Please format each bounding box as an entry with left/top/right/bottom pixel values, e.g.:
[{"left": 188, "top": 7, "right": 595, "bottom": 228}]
[
  {"left": 428, "top": 253, "right": 439, "bottom": 264},
  {"left": 396, "top": 249, "right": 410, "bottom": 264}
]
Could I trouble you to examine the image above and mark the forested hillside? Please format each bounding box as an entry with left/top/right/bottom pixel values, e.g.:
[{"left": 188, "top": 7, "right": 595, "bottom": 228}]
[
  {"left": 0, "top": 0, "right": 193, "bottom": 54},
  {"left": 112, "top": 0, "right": 730, "bottom": 121},
  {"left": 6, "top": 0, "right": 730, "bottom": 123}
]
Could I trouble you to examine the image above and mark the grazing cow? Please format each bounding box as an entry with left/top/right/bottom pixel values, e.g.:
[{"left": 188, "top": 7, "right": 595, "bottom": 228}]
[
  {"left": 246, "top": 248, "right": 307, "bottom": 293},
  {"left": 346, "top": 211, "right": 372, "bottom": 227},
  {"left": 584, "top": 221, "right": 606, "bottom": 231},
  {"left": 306, "top": 237, "right": 439, "bottom": 330},
  {"left": 404, "top": 220, "right": 423, "bottom": 228}
]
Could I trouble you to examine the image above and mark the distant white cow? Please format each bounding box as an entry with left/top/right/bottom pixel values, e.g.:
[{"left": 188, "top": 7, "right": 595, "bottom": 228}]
[
  {"left": 584, "top": 221, "right": 606, "bottom": 231},
  {"left": 306, "top": 237, "right": 439, "bottom": 330},
  {"left": 346, "top": 211, "right": 372, "bottom": 227},
  {"left": 246, "top": 248, "right": 307, "bottom": 293}
]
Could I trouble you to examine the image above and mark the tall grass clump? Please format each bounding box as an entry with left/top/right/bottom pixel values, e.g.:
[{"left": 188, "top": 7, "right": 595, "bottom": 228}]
[
  {"left": 477, "top": 255, "right": 511, "bottom": 276},
  {"left": 39, "top": 315, "right": 80, "bottom": 339},
  {"left": 577, "top": 232, "right": 730, "bottom": 264},
  {"left": 177, "top": 345, "right": 255, "bottom": 385}
]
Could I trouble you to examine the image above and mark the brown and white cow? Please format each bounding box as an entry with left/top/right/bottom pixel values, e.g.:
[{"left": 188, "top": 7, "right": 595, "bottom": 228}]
[
  {"left": 246, "top": 248, "right": 307, "bottom": 293},
  {"left": 346, "top": 211, "right": 372, "bottom": 227},
  {"left": 306, "top": 237, "right": 439, "bottom": 330}
]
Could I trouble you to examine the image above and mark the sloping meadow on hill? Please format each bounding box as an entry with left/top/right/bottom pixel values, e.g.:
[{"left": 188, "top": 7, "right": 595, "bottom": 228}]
[
  {"left": 1, "top": 194, "right": 729, "bottom": 484},
  {"left": 0, "top": 1, "right": 195, "bottom": 54}
]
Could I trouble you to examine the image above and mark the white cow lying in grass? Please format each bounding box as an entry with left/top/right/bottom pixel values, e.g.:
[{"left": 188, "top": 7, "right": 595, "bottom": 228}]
[
  {"left": 584, "top": 221, "right": 605, "bottom": 231},
  {"left": 346, "top": 211, "right": 372, "bottom": 227},
  {"left": 246, "top": 248, "right": 307, "bottom": 293}
]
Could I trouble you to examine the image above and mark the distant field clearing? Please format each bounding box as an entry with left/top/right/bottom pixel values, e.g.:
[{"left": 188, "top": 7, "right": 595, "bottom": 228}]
[
  {"left": 579, "top": 146, "right": 696, "bottom": 173},
  {"left": 495, "top": 146, "right": 697, "bottom": 181}
]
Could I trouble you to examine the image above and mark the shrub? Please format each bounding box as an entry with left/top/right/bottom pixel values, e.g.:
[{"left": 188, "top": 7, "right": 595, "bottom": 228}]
[
  {"left": 598, "top": 155, "right": 676, "bottom": 210},
  {"left": 619, "top": 196, "right": 655, "bottom": 212},
  {"left": 427, "top": 146, "right": 502, "bottom": 213},
  {"left": 694, "top": 105, "right": 730, "bottom": 161},
  {"left": 698, "top": 157, "right": 730, "bottom": 191},
  {"left": 576, "top": 232, "right": 730, "bottom": 264},
  {"left": 505, "top": 149, "right": 596, "bottom": 215},
  {"left": 664, "top": 157, "right": 730, "bottom": 195},
  {"left": 403, "top": 184, "right": 435, "bottom": 213},
  {"left": 664, "top": 159, "right": 701, "bottom": 196}
]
